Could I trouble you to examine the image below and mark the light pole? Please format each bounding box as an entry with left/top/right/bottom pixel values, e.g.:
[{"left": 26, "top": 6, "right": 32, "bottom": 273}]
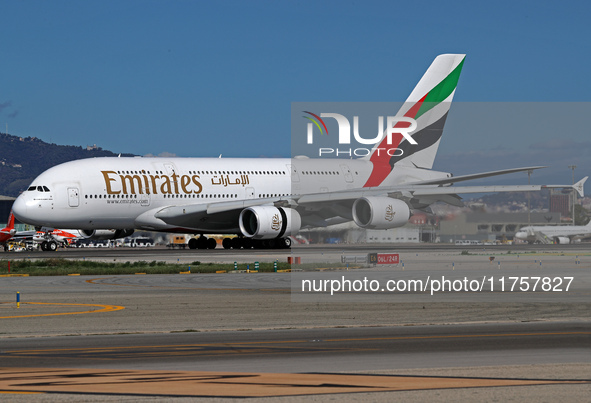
[
  {"left": 527, "top": 169, "right": 532, "bottom": 226},
  {"left": 568, "top": 165, "right": 577, "bottom": 225}
]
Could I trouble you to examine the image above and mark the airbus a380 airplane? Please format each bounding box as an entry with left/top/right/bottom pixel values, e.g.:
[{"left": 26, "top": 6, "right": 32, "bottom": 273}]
[{"left": 11, "top": 54, "right": 578, "bottom": 249}]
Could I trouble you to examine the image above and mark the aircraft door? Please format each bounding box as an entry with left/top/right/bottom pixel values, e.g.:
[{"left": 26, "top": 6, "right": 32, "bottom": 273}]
[
  {"left": 287, "top": 164, "right": 300, "bottom": 183},
  {"left": 140, "top": 192, "right": 151, "bottom": 207},
  {"left": 340, "top": 165, "right": 354, "bottom": 183},
  {"left": 68, "top": 187, "right": 80, "bottom": 207},
  {"left": 163, "top": 163, "right": 177, "bottom": 176}
]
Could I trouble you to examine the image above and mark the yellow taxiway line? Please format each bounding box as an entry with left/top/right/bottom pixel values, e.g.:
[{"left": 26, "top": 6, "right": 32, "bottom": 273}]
[{"left": 0, "top": 302, "right": 124, "bottom": 319}]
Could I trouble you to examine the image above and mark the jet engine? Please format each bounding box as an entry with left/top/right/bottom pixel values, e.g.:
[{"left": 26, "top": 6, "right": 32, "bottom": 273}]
[
  {"left": 80, "top": 229, "right": 135, "bottom": 240},
  {"left": 352, "top": 197, "right": 410, "bottom": 229},
  {"left": 554, "top": 236, "right": 571, "bottom": 244},
  {"left": 239, "top": 206, "right": 301, "bottom": 240}
]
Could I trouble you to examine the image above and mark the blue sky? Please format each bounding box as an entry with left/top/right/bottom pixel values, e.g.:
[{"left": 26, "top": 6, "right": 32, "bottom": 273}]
[{"left": 2, "top": 0, "right": 590, "bottom": 186}]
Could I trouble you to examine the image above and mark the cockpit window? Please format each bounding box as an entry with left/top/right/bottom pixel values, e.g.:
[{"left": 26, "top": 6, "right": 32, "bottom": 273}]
[{"left": 30, "top": 186, "right": 51, "bottom": 192}]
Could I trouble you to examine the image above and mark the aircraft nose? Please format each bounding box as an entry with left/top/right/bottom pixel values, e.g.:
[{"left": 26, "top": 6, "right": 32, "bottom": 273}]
[
  {"left": 11, "top": 195, "right": 28, "bottom": 223},
  {"left": 514, "top": 231, "right": 526, "bottom": 239}
]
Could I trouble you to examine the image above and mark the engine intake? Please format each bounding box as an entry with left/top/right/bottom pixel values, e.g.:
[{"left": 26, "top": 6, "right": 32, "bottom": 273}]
[
  {"left": 239, "top": 207, "right": 301, "bottom": 240},
  {"left": 352, "top": 197, "right": 410, "bottom": 229},
  {"left": 80, "top": 229, "right": 135, "bottom": 240},
  {"left": 555, "top": 236, "right": 571, "bottom": 244}
]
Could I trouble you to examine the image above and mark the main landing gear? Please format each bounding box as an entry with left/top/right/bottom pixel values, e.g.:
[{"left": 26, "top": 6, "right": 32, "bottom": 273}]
[
  {"left": 40, "top": 240, "right": 58, "bottom": 251},
  {"left": 221, "top": 236, "right": 291, "bottom": 250},
  {"left": 187, "top": 236, "right": 291, "bottom": 250},
  {"left": 187, "top": 236, "right": 217, "bottom": 250}
]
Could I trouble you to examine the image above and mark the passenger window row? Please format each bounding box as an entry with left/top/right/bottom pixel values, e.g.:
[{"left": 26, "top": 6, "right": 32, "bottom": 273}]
[{"left": 114, "top": 170, "right": 287, "bottom": 175}]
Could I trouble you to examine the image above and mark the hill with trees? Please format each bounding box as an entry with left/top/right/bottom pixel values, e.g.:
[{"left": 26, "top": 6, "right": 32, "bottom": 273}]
[{"left": 0, "top": 132, "right": 135, "bottom": 197}]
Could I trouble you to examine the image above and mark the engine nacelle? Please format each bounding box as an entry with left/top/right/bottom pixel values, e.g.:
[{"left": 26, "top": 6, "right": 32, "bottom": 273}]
[
  {"left": 352, "top": 197, "right": 410, "bottom": 229},
  {"left": 80, "top": 229, "right": 134, "bottom": 240},
  {"left": 554, "top": 236, "right": 571, "bottom": 244},
  {"left": 239, "top": 206, "right": 301, "bottom": 240}
]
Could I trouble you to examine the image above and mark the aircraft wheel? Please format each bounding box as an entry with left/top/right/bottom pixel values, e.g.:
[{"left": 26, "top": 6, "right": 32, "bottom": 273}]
[
  {"left": 242, "top": 238, "right": 253, "bottom": 249},
  {"left": 196, "top": 237, "right": 208, "bottom": 249},
  {"left": 230, "top": 237, "right": 241, "bottom": 249},
  {"left": 279, "top": 237, "right": 292, "bottom": 249},
  {"left": 48, "top": 241, "right": 58, "bottom": 251},
  {"left": 188, "top": 238, "right": 198, "bottom": 249},
  {"left": 41, "top": 241, "right": 48, "bottom": 251},
  {"left": 207, "top": 238, "right": 217, "bottom": 249},
  {"left": 222, "top": 238, "right": 232, "bottom": 249}
]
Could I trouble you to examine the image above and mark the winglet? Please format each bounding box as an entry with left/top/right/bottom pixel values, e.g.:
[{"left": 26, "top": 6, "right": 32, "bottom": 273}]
[{"left": 573, "top": 176, "right": 587, "bottom": 198}]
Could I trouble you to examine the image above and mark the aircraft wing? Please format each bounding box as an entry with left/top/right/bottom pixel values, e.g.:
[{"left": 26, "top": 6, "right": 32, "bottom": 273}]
[
  {"left": 153, "top": 182, "right": 568, "bottom": 229},
  {"left": 154, "top": 197, "right": 279, "bottom": 227},
  {"left": 296, "top": 184, "right": 545, "bottom": 204},
  {"left": 151, "top": 167, "right": 579, "bottom": 230},
  {"left": 409, "top": 166, "right": 546, "bottom": 186}
]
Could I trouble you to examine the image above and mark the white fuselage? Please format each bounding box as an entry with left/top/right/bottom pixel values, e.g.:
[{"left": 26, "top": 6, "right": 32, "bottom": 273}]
[
  {"left": 12, "top": 156, "right": 449, "bottom": 233},
  {"left": 515, "top": 224, "right": 591, "bottom": 243}
]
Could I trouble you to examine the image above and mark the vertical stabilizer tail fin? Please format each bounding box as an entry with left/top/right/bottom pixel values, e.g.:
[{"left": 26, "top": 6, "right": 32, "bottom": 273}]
[
  {"left": 363, "top": 54, "right": 465, "bottom": 187},
  {"left": 3, "top": 211, "right": 15, "bottom": 231},
  {"left": 8, "top": 210, "right": 15, "bottom": 230},
  {"left": 1, "top": 211, "right": 16, "bottom": 237}
]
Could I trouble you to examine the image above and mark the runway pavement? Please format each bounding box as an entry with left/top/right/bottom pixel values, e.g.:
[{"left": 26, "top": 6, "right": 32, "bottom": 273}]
[
  {"left": 0, "top": 244, "right": 590, "bottom": 401},
  {"left": 0, "top": 324, "right": 589, "bottom": 400}
]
